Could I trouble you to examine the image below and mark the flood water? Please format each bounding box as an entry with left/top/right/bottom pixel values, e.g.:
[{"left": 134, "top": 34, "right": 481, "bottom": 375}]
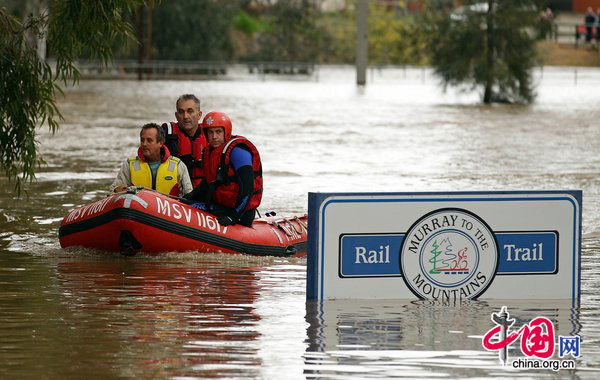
[{"left": 1, "top": 66, "right": 600, "bottom": 378}]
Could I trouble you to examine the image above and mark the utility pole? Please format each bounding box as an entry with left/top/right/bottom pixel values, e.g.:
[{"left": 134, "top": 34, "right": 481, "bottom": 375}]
[{"left": 356, "top": 0, "right": 368, "bottom": 85}]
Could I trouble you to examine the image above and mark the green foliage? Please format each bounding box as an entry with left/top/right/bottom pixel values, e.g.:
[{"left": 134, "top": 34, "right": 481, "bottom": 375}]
[
  {"left": 314, "top": 5, "right": 355, "bottom": 63},
  {"left": 233, "top": 10, "right": 263, "bottom": 36},
  {"left": 151, "top": 0, "right": 241, "bottom": 61},
  {"left": 368, "top": 3, "right": 427, "bottom": 65},
  {"left": 247, "top": 1, "right": 322, "bottom": 62},
  {"left": 0, "top": 1, "right": 144, "bottom": 195},
  {"left": 314, "top": 1, "right": 427, "bottom": 65},
  {"left": 422, "top": 0, "right": 542, "bottom": 104}
]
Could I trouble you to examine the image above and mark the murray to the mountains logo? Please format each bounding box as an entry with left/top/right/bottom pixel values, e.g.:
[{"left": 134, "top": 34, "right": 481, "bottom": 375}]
[{"left": 400, "top": 208, "right": 499, "bottom": 300}]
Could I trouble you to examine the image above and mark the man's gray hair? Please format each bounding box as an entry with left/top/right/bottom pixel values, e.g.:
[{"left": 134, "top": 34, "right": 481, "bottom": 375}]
[
  {"left": 176, "top": 94, "right": 201, "bottom": 111},
  {"left": 141, "top": 122, "right": 165, "bottom": 143}
]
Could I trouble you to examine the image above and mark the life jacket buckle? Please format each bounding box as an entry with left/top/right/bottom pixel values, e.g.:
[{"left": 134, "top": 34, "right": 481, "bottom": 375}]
[{"left": 216, "top": 166, "right": 230, "bottom": 185}]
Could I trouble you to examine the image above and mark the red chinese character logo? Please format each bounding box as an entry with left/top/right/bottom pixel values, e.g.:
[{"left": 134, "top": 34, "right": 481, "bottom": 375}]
[{"left": 482, "top": 307, "right": 555, "bottom": 364}]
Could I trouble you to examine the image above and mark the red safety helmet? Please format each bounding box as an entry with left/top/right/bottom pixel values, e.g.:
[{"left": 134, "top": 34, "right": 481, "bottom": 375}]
[{"left": 202, "top": 112, "right": 232, "bottom": 141}]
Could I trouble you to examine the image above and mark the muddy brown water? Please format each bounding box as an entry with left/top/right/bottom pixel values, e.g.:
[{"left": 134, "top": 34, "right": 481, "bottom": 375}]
[{"left": 1, "top": 67, "right": 600, "bottom": 378}]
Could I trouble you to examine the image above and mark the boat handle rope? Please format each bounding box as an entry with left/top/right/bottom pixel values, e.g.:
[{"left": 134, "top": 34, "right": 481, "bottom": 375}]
[
  {"left": 287, "top": 218, "right": 305, "bottom": 235},
  {"left": 270, "top": 218, "right": 305, "bottom": 237},
  {"left": 292, "top": 216, "right": 307, "bottom": 233},
  {"left": 275, "top": 221, "right": 293, "bottom": 237}
]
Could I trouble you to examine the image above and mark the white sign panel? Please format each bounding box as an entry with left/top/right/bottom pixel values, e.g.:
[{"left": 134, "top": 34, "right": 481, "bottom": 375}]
[{"left": 307, "top": 191, "right": 582, "bottom": 302}]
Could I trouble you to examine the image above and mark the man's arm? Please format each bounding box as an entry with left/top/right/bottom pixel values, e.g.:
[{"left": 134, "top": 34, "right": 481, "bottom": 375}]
[
  {"left": 177, "top": 160, "right": 193, "bottom": 196},
  {"left": 217, "top": 147, "right": 254, "bottom": 226},
  {"left": 109, "top": 159, "right": 132, "bottom": 192},
  {"left": 233, "top": 165, "right": 254, "bottom": 216}
]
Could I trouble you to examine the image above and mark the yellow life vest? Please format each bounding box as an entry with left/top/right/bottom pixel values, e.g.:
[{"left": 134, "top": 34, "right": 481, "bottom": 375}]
[{"left": 129, "top": 156, "right": 180, "bottom": 195}]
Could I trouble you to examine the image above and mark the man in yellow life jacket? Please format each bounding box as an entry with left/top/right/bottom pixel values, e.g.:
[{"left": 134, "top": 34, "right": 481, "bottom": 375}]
[{"left": 111, "top": 123, "right": 193, "bottom": 196}]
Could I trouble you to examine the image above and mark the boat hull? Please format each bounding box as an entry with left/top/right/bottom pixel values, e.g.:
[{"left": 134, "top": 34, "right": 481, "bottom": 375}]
[{"left": 59, "top": 189, "right": 307, "bottom": 256}]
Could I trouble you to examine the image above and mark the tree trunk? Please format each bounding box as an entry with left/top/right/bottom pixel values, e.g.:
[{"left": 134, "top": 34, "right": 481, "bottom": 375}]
[
  {"left": 483, "top": 0, "right": 494, "bottom": 103},
  {"left": 136, "top": 6, "right": 152, "bottom": 80},
  {"left": 136, "top": 7, "right": 143, "bottom": 81},
  {"left": 145, "top": 5, "right": 152, "bottom": 79},
  {"left": 24, "top": 0, "right": 47, "bottom": 60}
]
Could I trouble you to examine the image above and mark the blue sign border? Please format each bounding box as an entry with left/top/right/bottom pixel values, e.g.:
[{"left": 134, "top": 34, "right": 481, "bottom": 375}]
[{"left": 307, "top": 190, "right": 582, "bottom": 303}]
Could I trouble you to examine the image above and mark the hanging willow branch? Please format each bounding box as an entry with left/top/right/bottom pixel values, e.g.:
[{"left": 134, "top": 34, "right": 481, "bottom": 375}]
[{"left": 0, "top": 1, "right": 152, "bottom": 196}]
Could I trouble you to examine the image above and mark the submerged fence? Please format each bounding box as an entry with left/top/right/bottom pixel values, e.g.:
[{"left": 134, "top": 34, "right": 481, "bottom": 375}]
[
  {"left": 75, "top": 60, "right": 316, "bottom": 80},
  {"left": 71, "top": 60, "right": 600, "bottom": 86}
]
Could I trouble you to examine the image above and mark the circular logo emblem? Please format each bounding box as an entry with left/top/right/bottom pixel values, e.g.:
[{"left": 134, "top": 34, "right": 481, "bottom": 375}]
[{"left": 399, "top": 208, "right": 498, "bottom": 300}]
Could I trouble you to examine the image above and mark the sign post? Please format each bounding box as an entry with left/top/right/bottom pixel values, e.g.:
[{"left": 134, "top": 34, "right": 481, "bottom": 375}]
[{"left": 307, "top": 191, "right": 582, "bottom": 302}]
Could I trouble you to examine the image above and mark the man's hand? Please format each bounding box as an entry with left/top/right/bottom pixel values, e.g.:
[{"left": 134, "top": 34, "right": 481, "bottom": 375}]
[
  {"left": 113, "top": 185, "right": 128, "bottom": 193},
  {"left": 183, "top": 180, "right": 208, "bottom": 200},
  {"left": 217, "top": 215, "right": 239, "bottom": 226}
]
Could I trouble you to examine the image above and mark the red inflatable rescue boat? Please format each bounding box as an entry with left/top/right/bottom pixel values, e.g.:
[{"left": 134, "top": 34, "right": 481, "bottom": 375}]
[{"left": 59, "top": 188, "right": 307, "bottom": 256}]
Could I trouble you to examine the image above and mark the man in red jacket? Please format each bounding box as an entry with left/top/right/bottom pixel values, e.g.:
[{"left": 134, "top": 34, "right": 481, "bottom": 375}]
[{"left": 162, "top": 94, "right": 208, "bottom": 187}]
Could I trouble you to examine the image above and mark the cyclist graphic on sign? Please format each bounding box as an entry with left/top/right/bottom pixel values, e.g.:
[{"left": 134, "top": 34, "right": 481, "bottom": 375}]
[
  {"left": 400, "top": 208, "right": 499, "bottom": 300},
  {"left": 428, "top": 237, "right": 470, "bottom": 275}
]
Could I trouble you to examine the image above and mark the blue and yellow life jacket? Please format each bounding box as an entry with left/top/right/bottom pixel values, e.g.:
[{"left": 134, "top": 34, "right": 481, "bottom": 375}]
[{"left": 129, "top": 146, "right": 180, "bottom": 195}]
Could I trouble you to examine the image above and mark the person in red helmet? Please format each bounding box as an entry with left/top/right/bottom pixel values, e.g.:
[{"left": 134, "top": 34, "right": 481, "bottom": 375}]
[{"left": 184, "top": 112, "right": 263, "bottom": 227}]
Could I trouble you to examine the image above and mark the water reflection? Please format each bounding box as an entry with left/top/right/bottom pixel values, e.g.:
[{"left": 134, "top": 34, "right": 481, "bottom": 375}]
[
  {"left": 304, "top": 299, "right": 590, "bottom": 378},
  {"left": 54, "top": 254, "right": 264, "bottom": 378}
]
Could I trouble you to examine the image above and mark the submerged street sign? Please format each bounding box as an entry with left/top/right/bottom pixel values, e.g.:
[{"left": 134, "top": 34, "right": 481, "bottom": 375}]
[{"left": 307, "top": 191, "right": 581, "bottom": 302}]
